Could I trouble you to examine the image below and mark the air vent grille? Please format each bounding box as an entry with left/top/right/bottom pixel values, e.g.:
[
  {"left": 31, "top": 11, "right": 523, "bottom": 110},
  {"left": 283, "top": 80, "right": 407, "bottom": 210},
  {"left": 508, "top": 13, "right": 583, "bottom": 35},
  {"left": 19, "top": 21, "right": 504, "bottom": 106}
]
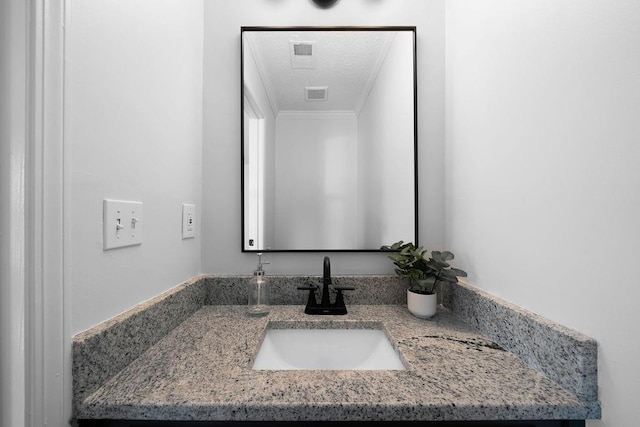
[
  {"left": 293, "top": 43, "right": 313, "bottom": 56},
  {"left": 290, "top": 41, "right": 316, "bottom": 69},
  {"left": 305, "top": 86, "right": 328, "bottom": 101}
]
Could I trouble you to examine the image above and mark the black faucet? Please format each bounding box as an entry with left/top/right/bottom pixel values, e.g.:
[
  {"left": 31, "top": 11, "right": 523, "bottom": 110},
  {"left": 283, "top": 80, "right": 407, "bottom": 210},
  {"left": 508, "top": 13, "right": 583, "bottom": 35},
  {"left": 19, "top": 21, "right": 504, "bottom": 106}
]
[{"left": 297, "top": 256, "right": 354, "bottom": 315}]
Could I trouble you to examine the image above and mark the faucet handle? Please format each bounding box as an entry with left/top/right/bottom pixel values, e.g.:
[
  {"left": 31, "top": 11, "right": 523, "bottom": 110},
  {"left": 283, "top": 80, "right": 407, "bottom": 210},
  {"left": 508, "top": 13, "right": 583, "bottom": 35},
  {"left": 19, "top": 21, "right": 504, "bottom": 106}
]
[{"left": 297, "top": 285, "right": 319, "bottom": 314}]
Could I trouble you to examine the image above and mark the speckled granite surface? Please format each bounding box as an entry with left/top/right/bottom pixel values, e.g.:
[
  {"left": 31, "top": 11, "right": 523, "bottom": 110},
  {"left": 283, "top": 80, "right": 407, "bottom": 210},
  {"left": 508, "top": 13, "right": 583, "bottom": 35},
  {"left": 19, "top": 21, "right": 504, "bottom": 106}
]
[
  {"left": 444, "top": 281, "right": 598, "bottom": 402},
  {"left": 72, "top": 275, "right": 207, "bottom": 412},
  {"left": 75, "top": 305, "right": 599, "bottom": 421},
  {"left": 74, "top": 274, "right": 406, "bottom": 415},
  {"left": 206, "top": 275, "right": 407, "bottom": 306},
  {"left": 73, "top": 275, "right": 601, "bottom": 422}
]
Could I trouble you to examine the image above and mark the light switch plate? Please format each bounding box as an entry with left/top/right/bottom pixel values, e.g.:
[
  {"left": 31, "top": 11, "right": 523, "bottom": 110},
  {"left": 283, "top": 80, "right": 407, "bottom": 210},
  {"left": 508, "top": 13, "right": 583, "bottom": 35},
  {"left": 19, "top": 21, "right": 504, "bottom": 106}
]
[
  {"left": 182, "top": 203, "right": 196, "bottom": 239},
  {"left": 103, "top": 199, "right": 143, "bottom": 250}
]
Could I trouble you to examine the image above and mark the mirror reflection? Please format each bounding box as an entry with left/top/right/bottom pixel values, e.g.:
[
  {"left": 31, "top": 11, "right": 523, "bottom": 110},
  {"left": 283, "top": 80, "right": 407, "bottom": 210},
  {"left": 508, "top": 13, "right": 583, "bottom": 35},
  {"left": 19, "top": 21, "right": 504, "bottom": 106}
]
[{"left": 242, "top": 27, "right": 417, "bottom": 251}]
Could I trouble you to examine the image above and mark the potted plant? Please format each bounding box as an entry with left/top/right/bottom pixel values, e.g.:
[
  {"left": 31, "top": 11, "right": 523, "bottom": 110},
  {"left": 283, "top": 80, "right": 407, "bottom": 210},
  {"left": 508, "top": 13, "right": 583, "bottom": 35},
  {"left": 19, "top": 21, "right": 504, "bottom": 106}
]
[{"left": 387, "top": 241, "right": 467, "bottom": 318}]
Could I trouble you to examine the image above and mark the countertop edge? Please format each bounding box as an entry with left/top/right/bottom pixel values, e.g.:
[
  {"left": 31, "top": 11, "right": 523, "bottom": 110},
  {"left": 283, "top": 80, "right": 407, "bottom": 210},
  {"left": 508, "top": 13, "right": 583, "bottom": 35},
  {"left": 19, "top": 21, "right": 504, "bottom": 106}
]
[{"left": 76, "top": 400, "right": 601, "bottom": 422}]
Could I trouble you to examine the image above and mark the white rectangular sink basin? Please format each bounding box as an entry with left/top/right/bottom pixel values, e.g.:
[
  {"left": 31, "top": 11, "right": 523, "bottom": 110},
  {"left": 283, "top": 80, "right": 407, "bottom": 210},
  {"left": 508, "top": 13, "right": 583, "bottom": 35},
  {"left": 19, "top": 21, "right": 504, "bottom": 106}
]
[{"left": 252, "top": 328, "right": 406, "bottom": 370}]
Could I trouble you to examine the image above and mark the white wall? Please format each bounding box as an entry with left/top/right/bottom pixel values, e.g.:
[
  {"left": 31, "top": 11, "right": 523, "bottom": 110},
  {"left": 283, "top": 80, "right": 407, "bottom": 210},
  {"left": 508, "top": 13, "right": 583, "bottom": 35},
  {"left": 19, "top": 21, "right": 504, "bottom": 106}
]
[
  {"left": 274, "top": 114, "right": 358, "bottom": 249},
  {"left": 203, "top": 0, "right": 445, "bottom": 274},
  {"left": 65, "top": 0, "right": 204, "bottom": 334},
  {"left": 445, "top": 1, "right": 640, "bottom": 425},
  {"left": 358, "top": 31, "right": 415, "bottom": 248}
]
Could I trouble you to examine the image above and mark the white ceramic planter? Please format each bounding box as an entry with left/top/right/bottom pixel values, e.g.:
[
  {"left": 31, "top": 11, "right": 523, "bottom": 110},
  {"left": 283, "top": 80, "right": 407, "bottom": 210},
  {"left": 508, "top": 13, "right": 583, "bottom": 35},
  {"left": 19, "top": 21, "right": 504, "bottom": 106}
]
[{"left": 407, "top": 290, "right": 437, "bottom": 319}]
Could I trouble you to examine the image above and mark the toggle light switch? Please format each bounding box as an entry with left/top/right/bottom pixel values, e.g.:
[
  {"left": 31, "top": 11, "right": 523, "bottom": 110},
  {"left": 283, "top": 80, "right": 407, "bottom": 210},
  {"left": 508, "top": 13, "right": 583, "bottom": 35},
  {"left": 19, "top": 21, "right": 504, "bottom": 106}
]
[{"left": 103, "top": 199, "right": 143, "bottom": 250}]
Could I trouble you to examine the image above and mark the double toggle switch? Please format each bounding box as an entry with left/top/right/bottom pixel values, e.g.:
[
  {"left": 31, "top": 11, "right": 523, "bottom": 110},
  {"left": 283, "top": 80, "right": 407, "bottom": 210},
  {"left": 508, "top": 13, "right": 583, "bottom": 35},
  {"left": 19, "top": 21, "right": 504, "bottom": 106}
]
[{"left": 103, "top": 199, "right": 144, "bottom": 250}]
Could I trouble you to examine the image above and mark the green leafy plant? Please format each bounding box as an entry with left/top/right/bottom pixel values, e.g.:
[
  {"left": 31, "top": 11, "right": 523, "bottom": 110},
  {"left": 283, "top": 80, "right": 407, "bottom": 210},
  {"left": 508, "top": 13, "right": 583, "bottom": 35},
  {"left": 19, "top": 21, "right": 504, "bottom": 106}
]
[{"left": 387, "top": 241, "right": 467, "bottom": 295}]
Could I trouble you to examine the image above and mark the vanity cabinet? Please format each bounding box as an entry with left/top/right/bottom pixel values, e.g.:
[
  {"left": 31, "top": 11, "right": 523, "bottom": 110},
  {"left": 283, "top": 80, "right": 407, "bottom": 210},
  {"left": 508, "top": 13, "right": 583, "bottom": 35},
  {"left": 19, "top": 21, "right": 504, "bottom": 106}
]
[{"left": 78, "top": 421, "right": 585, "bottom": 427}]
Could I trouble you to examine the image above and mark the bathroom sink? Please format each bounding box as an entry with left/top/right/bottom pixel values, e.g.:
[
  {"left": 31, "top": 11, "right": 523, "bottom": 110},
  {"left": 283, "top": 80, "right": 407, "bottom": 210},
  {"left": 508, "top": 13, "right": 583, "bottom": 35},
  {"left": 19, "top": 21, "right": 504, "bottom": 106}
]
[{"left": 252, "top": 328, "right": 406, "bottom": 370}]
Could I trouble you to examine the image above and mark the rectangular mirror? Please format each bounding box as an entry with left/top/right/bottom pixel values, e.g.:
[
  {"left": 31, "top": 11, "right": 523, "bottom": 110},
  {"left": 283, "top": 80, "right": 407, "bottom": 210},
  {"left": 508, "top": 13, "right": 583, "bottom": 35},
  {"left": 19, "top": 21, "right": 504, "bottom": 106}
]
[{"left": 242, "top": 27, "right": 417, "bottom": 252}]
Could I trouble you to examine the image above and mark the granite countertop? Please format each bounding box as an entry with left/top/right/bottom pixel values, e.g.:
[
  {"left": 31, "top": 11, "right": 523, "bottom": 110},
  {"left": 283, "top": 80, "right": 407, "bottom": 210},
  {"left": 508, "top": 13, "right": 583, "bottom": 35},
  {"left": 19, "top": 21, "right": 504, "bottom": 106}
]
[{"left": 76, "top": 304, "right": 598, "bottom": 422}]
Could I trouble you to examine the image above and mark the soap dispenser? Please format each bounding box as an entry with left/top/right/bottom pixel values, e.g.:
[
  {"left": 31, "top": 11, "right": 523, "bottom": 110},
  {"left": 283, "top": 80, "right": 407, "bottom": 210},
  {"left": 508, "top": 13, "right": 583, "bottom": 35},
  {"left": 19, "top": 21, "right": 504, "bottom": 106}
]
[{"left": 247, "top": 253, "right": 270, "bottom": 316}]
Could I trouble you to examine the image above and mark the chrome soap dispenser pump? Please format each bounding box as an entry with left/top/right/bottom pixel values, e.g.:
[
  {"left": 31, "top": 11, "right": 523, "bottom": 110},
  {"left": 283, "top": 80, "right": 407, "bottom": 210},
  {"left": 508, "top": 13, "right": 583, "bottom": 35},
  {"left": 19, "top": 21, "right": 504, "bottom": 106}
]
[{"left": 247, "top": 253, "right": 270, "bottom": 316}]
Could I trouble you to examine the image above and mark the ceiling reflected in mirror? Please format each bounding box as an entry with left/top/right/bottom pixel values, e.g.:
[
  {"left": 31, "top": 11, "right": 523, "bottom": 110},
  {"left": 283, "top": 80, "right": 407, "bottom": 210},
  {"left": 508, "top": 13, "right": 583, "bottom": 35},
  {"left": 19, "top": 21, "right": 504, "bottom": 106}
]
[{"left": 245, "top": 30, "right": 393, "bottom": 114}]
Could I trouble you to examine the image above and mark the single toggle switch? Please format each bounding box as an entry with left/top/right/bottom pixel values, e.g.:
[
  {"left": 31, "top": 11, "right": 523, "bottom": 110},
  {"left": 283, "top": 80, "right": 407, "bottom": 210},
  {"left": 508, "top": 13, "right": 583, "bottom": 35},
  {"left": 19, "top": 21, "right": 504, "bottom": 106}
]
[{"left": 103, "top": 199, "right": 143, "bottom": 250}]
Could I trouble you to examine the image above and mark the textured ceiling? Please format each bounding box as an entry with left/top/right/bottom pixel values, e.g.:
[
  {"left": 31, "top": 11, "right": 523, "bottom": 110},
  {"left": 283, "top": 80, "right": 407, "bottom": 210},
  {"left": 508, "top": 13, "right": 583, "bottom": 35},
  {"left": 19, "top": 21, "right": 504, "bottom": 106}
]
[{"left": 245, "top": 31, "right": 396, "bottom": 114}]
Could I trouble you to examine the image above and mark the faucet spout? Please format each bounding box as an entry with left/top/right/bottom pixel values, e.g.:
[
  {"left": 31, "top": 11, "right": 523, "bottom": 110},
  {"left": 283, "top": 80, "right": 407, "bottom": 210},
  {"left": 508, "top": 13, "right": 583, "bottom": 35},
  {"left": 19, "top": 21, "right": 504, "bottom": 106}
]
[
  {"left": 321, "top": 256, "right": 331, "bottom": 306},
  {"left": 323, "top": 256, "right": 331, "bottom": 285}
]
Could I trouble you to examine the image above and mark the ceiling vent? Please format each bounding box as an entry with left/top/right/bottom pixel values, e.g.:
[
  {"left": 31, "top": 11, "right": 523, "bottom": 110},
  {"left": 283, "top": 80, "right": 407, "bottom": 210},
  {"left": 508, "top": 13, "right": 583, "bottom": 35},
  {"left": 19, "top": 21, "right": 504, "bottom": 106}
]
[
  {"left": 290, "top": 41, "right": 316, "bottom": 69},
  {"left": 305, "top": 86, "right": 328, "bottom": 101},
  {"left": 293, "top": 43, "right": 313, "bottom": 56}
]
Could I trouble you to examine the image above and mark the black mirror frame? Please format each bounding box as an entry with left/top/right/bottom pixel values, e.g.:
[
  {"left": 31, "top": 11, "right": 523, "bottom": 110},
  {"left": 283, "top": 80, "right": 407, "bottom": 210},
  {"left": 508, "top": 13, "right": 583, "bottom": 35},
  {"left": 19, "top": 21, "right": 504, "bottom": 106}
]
[{"left": 240, "top": 26, "right": 418, "bottom": 253}]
